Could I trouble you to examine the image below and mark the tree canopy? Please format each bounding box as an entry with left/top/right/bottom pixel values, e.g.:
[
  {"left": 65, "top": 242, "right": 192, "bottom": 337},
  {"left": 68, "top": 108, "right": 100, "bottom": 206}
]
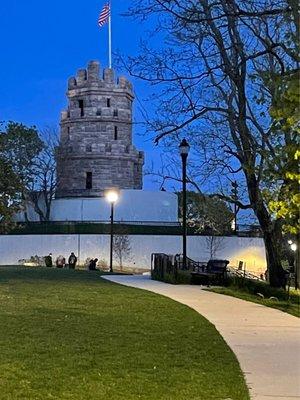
[
  {"left": 123, "top": 0, "right": 299, "bottom": 287},
  {"left": 0, "top": 122, "right": 58, "bottom": 230},
  {"left": 178, "top": 192, "right": 233, "bottom": 234}
]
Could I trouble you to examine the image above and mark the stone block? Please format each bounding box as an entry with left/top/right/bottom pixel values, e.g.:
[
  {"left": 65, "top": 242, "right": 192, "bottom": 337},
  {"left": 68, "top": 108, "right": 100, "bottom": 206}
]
[
  {"left": 103, "top": 68, "right": 114, "bottom": 83},
  {"left": 87, "top": 60, "right": 100, "bottom": 81}
]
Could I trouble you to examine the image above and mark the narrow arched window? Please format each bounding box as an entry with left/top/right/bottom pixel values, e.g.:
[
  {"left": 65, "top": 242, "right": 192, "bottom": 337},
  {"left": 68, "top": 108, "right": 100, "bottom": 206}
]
[
  {"left": 78, "top": 99, "right": 84, "bottom": 117},
  {"left": 86, "top": 172, "right": 92, "bottom": 189}
]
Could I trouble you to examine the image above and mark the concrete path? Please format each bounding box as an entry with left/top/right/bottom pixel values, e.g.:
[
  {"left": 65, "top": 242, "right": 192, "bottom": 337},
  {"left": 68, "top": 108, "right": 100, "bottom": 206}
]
[{"left": 103, "top": 274, "right": 300, "bottom": 400}]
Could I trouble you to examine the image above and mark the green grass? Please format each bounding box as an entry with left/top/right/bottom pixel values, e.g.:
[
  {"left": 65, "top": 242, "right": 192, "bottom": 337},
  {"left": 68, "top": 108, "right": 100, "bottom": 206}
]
[
  {"left": 0, "top": 266, "right": 249, "bottom": 400},
  {"left": 208, "top": 278, "right": 300, "bottom": 318}
]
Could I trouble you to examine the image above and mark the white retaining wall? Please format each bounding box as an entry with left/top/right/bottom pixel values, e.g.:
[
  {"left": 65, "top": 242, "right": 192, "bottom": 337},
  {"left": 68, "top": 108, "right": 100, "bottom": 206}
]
[
  {"left": 15, "top": 190, "right": 178, "bottom": 223},
  {"left": 0, "top": 235, "right": 266, "bottom": 275}
]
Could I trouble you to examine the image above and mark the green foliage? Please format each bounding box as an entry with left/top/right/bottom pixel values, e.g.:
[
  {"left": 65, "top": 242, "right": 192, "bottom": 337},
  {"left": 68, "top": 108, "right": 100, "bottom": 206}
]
[
  {"left": 0, "top": 159, "right": 22, "bottom": 233},
  {"left": 0, "top": 122, "right": 44, "bottom": 231},
  {"left": 270, "top": 71, "right": 300, "bottom": 130},
  {"left": 0, "top": 122, "right": 43, "bottom": 187},
  {"left": 263, "top": 71, "right": 300, "bottom": 234},
  {"left": 226, "top": 276, "right": 287, "bottom": 299},
  {"left": 177, "top": 191, "right": 233, "bottom": 233},
  {"left": 152, "top": 268, "right": 192, "bottom": 284},
  {"left": 210, "top": 276, "right": 300, "bottom": 317},
  {"left": 0, "top": 266, "right": 250, "bottom": 399}
]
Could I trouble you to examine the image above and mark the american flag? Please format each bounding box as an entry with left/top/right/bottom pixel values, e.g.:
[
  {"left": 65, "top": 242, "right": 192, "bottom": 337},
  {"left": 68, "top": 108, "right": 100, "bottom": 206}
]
[{"left": 98, "top": 3, "right": 110, "bottom": 27}]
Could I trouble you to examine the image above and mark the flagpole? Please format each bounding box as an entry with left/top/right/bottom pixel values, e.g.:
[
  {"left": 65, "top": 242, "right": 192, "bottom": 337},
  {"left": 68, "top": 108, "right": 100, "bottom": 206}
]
[{"left": 108, "top": 0, "right": 112, "bottom": 68}]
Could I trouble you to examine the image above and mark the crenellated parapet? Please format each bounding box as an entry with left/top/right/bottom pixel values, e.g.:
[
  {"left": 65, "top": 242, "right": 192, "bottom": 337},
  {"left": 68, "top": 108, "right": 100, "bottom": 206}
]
[
  {"left": 56, "top": 60, "right": 144, "bottom": 198},
  {"left": 67, "top": 61, "right": 133, "bottom": 92}
]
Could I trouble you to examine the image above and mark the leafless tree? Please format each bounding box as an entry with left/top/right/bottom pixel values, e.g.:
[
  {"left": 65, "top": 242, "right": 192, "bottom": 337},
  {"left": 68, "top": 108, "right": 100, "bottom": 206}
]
[
  {"left": 121, "top": 0, "right": 298, "bottom": 287},
  {"left": 206, "top": 236, "right": 225, "bottom": 259},
  {"left": 27, "top": 126, "right": 59, "bottom": 222},
  {"left": 113, "top": 234, "right": 132, "bottom": 270}
]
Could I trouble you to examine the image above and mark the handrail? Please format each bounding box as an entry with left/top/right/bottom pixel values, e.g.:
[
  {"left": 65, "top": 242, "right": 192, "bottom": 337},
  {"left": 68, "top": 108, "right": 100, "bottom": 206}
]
[
  {"left": 228, "top": 266, "right": 264, "bottom": 281},
  {"left": 16, "top": 220, "right": 180, "bottom": 227}
]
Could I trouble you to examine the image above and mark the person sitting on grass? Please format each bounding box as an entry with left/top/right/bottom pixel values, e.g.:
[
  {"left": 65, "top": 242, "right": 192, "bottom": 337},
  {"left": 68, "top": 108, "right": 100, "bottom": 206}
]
[
  {"left": 88, "top": 258, "right": 98, "bottom": 271},
  {"left": 44, "top": 253, "right": 53, "bottom": 268},
  {"left": 56, "top": 255, "right": 65, "bottom": 268},
  {"left": 68, "top": 252, "right": 77, "bottom": 269}
]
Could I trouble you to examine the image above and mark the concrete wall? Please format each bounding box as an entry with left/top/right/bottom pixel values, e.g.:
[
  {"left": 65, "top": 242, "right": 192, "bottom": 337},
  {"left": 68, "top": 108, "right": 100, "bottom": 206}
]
[
  {"left": 16, "top": 190, "right": 178, "bottom": 223},
  {"left": 0, "top": 234, "right": 266, "bottom": 275}
]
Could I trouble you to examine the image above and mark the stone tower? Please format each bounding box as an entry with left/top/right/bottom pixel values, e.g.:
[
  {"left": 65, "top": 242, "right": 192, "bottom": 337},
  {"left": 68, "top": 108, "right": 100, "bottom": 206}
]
[{"left": 56, "top": 61, "right": 144, "bottom": 198}]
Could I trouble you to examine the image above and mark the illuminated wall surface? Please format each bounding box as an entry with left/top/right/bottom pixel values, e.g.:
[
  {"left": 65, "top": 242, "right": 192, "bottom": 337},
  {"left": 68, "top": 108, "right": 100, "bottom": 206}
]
[
  {"left": 0, "top": 235, "right": 266, "bottom": 275},
  {"left": 15, "top": 190, "right": 178, "bottom": 223}
]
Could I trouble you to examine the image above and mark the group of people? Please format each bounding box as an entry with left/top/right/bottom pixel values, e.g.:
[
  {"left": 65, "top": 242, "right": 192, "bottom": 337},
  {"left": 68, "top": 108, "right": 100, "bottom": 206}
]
[
  {"left": 44, "top": 253, "right": 99, "bottom": 271},
  {"left": 44, "top": 252, "right": 78, "bottom": 269}
]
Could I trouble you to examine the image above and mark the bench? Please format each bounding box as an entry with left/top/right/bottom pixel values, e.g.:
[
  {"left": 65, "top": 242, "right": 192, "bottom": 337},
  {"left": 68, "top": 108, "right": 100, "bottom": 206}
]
[{"left": 191, "top": 259, "right": 229, "bottom": 286}]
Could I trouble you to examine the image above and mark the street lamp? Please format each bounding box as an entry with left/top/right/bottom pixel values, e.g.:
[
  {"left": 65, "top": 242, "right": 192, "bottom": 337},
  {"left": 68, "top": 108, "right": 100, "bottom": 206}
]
[
  {"left": 179, "top": 138, "right": 190, "bottom": 269},
  {"left": 291, "top": 243, "right": 297, "bottom": 252},
  {"left": 289, "top": 241, "right": 298, "bottom": 290},
  {"left": 231, "top": 180, "right": 239, "bottom": 234},
  {"left": 105, "top": 189, "right": 119, "bottom": 273}
]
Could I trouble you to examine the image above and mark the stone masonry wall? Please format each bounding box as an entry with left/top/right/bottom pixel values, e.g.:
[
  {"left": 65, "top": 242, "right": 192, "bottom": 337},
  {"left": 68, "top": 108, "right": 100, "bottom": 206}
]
[{"left": 56, "top": 61, "right": 144, "bottom": 198}]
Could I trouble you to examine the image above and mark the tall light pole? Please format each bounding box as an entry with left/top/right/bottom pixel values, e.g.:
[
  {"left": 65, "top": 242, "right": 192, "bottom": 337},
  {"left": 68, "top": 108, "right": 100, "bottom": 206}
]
[
  {"left": 289, "top": 241, "right": 299, "bottom": 290},
  {"left": 231, "top": 180, "right": 238, "bottom": 234},
  {"left": 179, "top": 138, "right": 190, "bottom": 269},
  {"left": 105, "top": 190, "right": 119, "bottom": 273}
]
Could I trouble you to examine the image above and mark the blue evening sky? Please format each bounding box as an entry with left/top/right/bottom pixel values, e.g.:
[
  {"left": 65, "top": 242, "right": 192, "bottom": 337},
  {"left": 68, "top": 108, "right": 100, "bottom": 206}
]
[{"left": 0, "top": 0, "right": 170, "bottom": 190}]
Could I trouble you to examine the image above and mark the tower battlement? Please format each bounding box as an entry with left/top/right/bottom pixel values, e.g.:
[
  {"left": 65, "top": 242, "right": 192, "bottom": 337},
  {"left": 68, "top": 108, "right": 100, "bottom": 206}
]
[
  {"left": 56, "top": 61, "right": 144, "bottom": 199},
  {"left": 67, "top": 61, "right": 133, "bottom": 91}
]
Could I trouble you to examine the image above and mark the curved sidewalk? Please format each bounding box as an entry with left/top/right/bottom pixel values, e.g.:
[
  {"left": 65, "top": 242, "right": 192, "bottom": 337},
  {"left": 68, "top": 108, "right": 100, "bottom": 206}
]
[{"left": 104, "top": 275, "right": 300, "bottom": 400}]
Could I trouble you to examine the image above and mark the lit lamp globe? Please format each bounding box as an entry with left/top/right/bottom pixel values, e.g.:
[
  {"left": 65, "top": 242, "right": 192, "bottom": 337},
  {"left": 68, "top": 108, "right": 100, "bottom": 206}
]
[
  {"left": 290, "top": 243, "right": 297, "bottom": 252},
  {"left": 179, "top": 138, "right": 190, "bottom": 157},
  {"left": 105, "top": 190, "right": 119, "bottom": 203}
]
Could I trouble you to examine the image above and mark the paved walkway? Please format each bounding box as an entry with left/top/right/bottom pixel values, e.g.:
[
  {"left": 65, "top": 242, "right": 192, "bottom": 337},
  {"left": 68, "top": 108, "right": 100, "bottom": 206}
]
[{"left": 103, "top": 274, "right": 300, "bottom": 400}]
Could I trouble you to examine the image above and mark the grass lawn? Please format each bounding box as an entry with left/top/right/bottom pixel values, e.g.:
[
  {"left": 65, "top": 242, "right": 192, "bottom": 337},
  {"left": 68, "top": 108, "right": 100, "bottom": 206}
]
[
  {"left": 208, "top": 285, "right": 300, "bottom": 318},
  {"left": 0, "top": 266, "right": 249, "bottom": 400}
]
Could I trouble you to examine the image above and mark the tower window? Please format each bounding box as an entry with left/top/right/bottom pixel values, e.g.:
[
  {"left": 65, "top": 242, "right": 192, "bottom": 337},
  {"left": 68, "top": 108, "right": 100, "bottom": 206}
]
[
  {"left": 96, "top": 109, "right": 101, "bottom": 116},
  {"left": 113, "top": 109, "right": 118, "bottom": 117},
  {"left": 107, "top": 98, "right": 111, "bottom": 107},
  {"left": 114, "top": 126, "right": 118, "bottom": 140},
  {"left": 78, "top": 99, "right": 84, "bottom": 117},
  {"left": 86, "top": 172, "right": 92, "bottom": 189},
  {"left": 86, "top": 145, "right": 92, "bottom": 152}
]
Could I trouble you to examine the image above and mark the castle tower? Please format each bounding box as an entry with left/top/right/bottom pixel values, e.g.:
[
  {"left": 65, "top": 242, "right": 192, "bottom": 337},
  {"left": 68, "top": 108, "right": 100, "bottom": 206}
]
[{"left": 56, "top": 61, "right": 144, "bottom": 198}]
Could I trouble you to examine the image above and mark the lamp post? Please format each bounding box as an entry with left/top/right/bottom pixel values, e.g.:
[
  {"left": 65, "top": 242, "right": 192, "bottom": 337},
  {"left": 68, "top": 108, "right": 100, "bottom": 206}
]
[
  {"left": 179, "top": 138, "right": 190, "bottom": 269},
  {"left": 231, "top": 180, "right": 238, "bottom": 234},
  {"left": 289, "top": 241, "right": 299, "bottom": 290},
  {"left": 105, "top": 190, "right": 119, "bottom": 273}
]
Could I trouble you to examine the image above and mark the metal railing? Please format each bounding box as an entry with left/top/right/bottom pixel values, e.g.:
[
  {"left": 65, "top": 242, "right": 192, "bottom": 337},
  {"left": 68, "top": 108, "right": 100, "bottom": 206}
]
[
  {"left": 16, "top": 220, "right": 180, "bottom": 227},
  {"left": 15, "top": 221, "right": 263, "bottom": 236},
  {"left": 228, "top": 266, "right": 264, "bottom": 281}
]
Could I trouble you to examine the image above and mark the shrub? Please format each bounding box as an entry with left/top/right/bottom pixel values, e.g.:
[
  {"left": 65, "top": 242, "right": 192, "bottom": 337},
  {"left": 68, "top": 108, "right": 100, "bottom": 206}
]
[
  {"left": 151, "top": 269, "right": 191, "bottom": 285},
  {"left": 226, "top": 276, "right": 299, "bottom": 303},
  {"left": 97, "top": 259, "right": 109, "bottom": 271}
]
